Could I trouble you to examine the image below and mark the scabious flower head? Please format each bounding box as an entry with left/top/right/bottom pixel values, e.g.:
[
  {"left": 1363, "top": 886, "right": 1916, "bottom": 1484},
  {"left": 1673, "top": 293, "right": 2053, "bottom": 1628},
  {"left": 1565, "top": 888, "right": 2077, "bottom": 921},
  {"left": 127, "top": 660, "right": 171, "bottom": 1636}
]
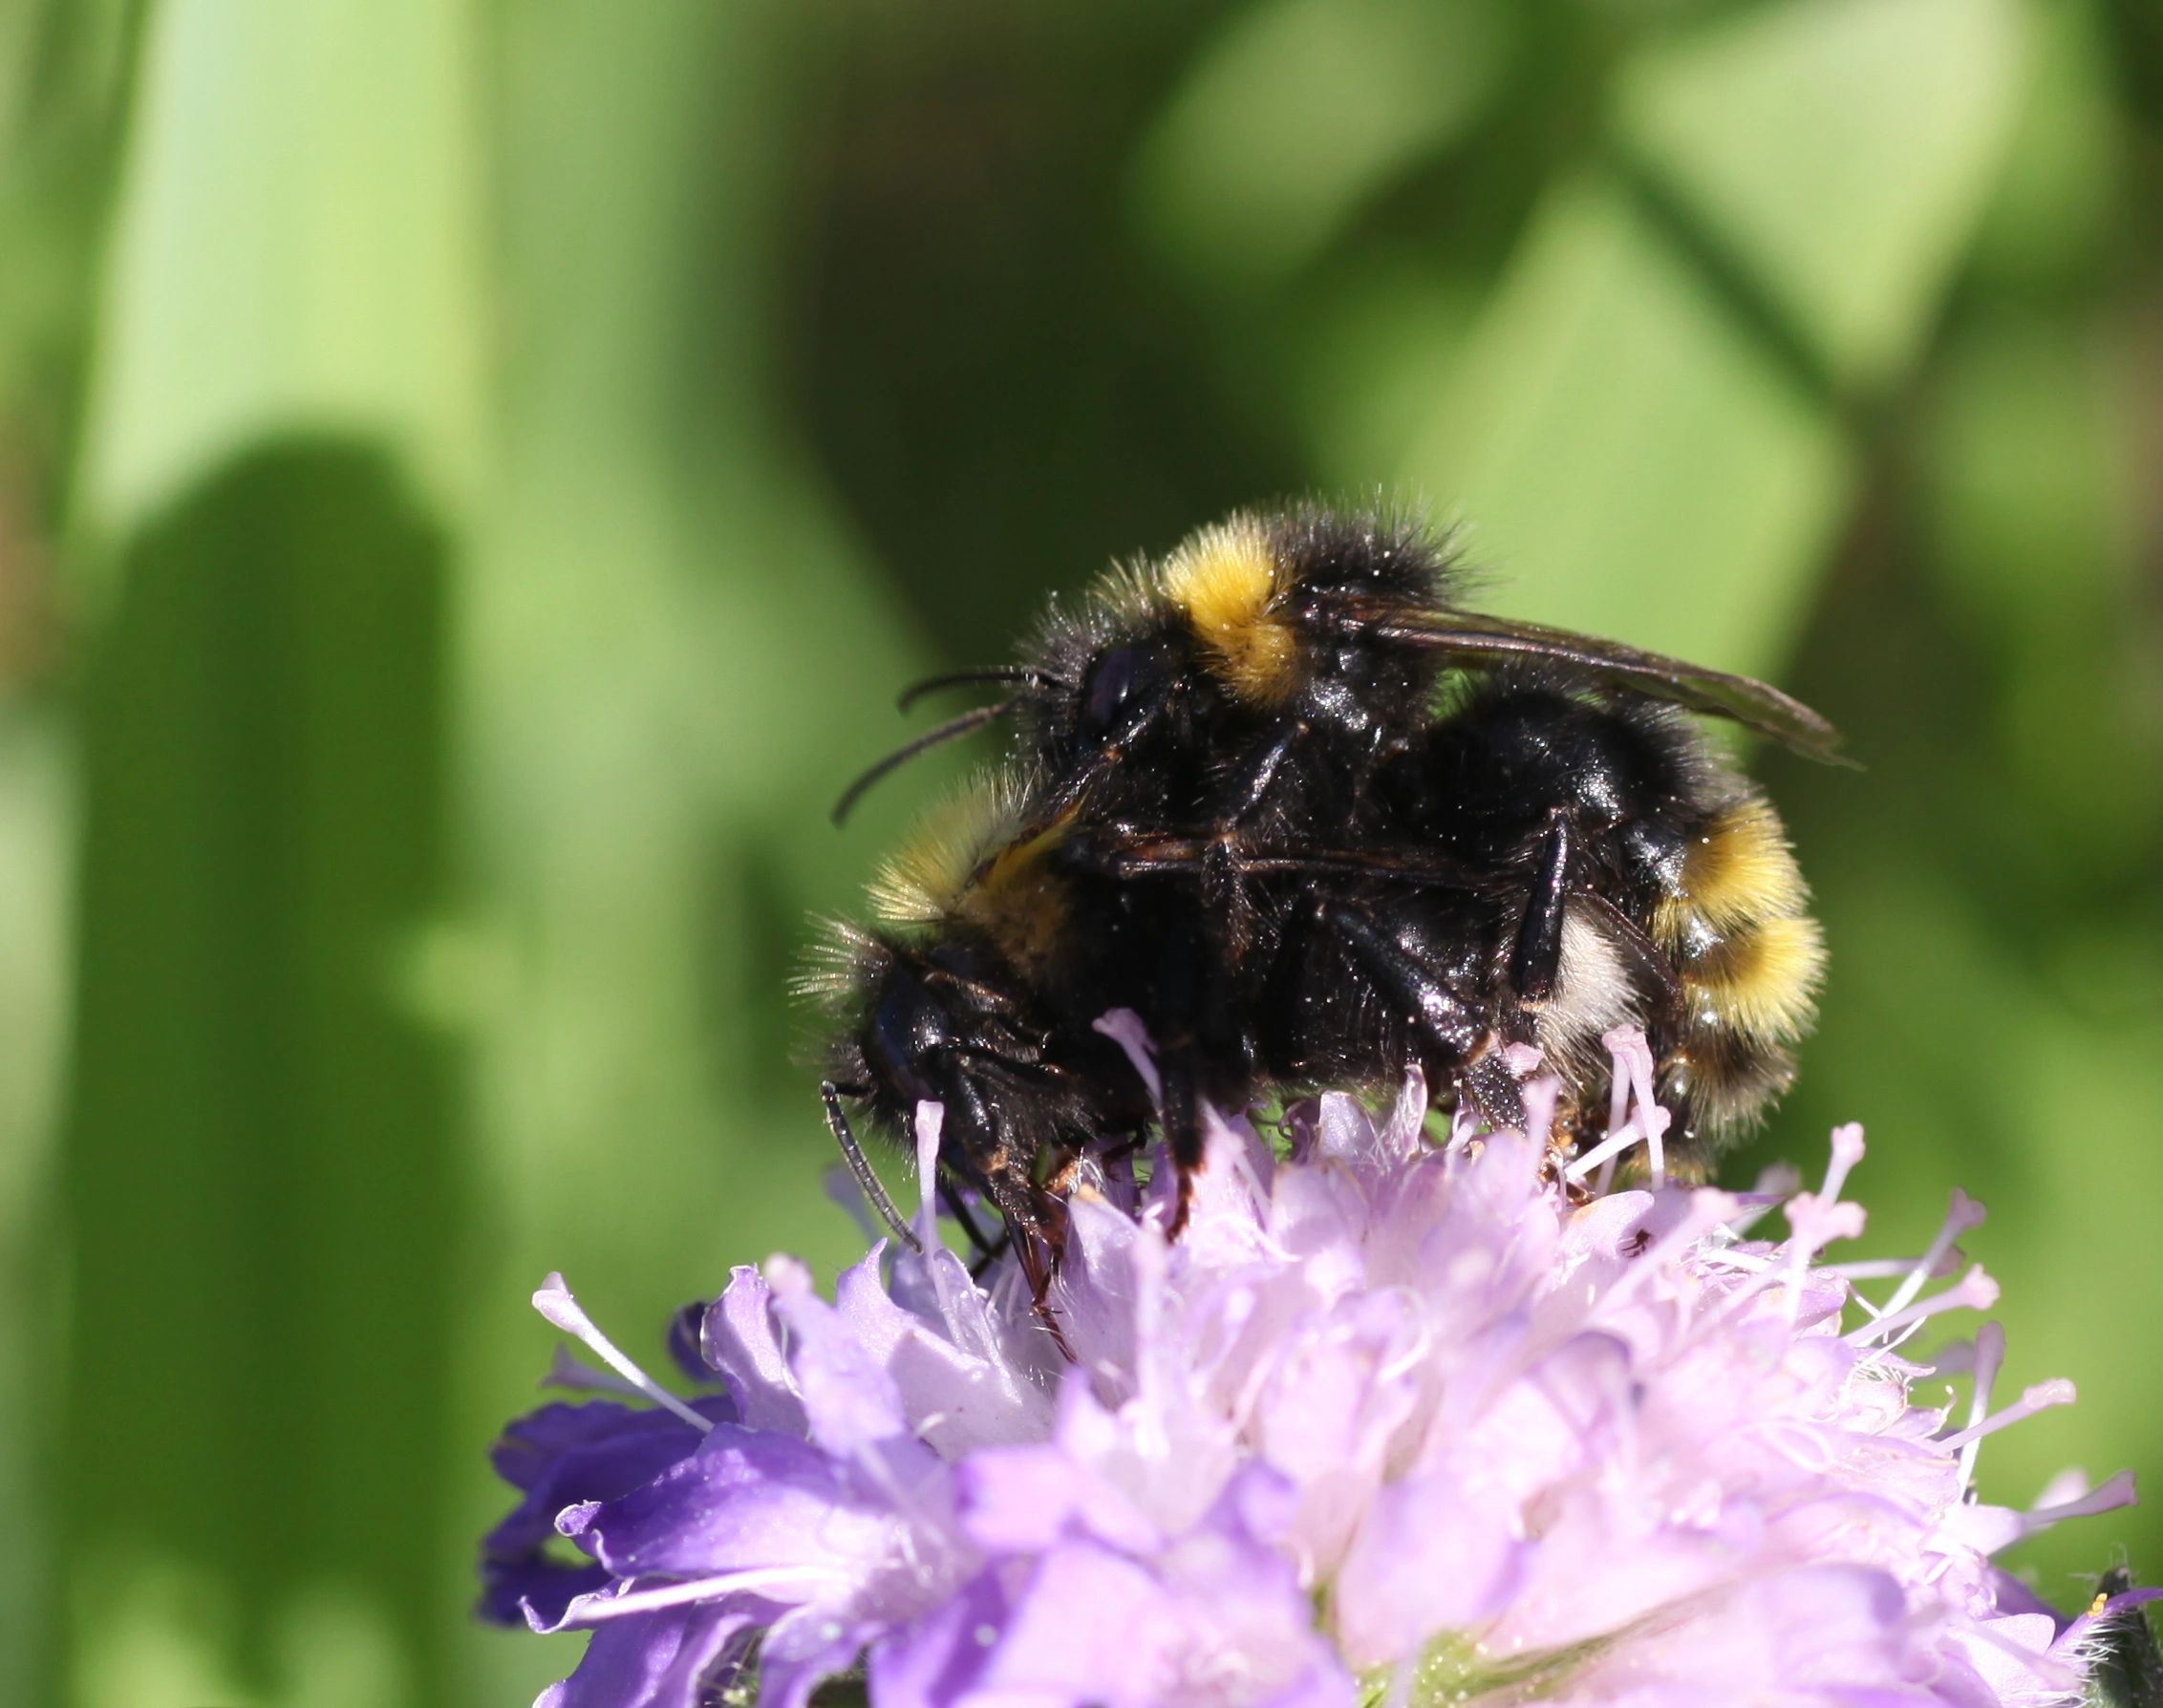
[{"left": 482, "top": 1025, "right": 2139, "bottom": 1708}]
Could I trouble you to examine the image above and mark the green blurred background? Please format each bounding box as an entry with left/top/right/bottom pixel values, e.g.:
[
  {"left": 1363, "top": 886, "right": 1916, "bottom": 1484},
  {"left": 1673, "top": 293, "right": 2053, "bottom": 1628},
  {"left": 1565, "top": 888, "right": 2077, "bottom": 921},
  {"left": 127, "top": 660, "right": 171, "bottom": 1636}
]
[{"left": 0, "top": 0, "right": 2158, "bottom": 1701}]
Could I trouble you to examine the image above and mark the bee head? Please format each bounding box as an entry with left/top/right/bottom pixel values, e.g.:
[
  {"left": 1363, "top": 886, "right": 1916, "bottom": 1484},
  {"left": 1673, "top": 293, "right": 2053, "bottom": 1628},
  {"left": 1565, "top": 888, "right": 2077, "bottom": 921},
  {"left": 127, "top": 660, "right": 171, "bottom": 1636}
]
[{"left": 1011, "top": 506, "right": 1459, "bottom": 813}]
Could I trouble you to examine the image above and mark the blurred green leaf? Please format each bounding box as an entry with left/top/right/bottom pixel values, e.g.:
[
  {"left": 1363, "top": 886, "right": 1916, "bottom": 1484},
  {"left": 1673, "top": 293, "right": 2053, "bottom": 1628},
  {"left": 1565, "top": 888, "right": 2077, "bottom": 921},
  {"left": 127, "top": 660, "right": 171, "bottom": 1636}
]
[
  {"left": 65, "top": 443, "right": 454, "bottom": 1708},
  {"left": 1924, "top": 313, "right": 2124, "bottom": 631},
  {"left": 1617, "top": 0, "right": 2031, "bottom": 391},
  {"left": 1132, "top": 0, "right": 1512, "bottom": 293},
  {"left": 1399, "top": 174, "right": 1851, "bottom": 674},
  {"left": 75, "top": 0, "right": 482, "bottom": 564},
  {"left": 0, "top": 705, "right": 71, "bottom": 1708},
  {"left": 452, "top": 3, "right": 934, "bottom": 1699},
  {"left": 1966, "top": 0, "right": 2121, "bottom": 290},
  {"left": 62, "top": 4, "right": 483, "bottom": 1704},
  {"left": 1921, "top": 310, "right": 2158, "bottom": 886},
  {"left": 1301, "top": 263, "right": 1483, "bottom": 491}
]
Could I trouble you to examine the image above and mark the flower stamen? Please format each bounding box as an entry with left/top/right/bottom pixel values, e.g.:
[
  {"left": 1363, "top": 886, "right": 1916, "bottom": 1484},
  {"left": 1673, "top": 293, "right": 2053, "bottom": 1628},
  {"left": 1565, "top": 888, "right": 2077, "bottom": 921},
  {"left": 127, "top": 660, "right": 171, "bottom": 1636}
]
[
  {"left": 1846, "top": 1264, "right": 1999, "bottom": 1347},
  {"left": 1960, "top": 1320, "right": 2005, "bottom": 1486},
  {"left": 531, "top": 1272, "right": 714, "bottom": 1432},
  {"left": 556, "top": 1568, "right": 852, "bottom": 1626},
  {"left": 1878, "top": 1189, "right": 1986, "bottom": 1322},
  {"left": 1937, "top": 1378, "right": 2078, "bottom": 1452}
]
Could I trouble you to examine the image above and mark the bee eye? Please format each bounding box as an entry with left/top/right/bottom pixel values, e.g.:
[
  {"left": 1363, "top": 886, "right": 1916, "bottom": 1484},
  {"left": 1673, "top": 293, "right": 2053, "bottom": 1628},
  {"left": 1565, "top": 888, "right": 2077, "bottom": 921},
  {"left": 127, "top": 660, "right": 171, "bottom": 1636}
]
[{"left": 1082, "top": 647, "right": 1146, "bottom": 733}]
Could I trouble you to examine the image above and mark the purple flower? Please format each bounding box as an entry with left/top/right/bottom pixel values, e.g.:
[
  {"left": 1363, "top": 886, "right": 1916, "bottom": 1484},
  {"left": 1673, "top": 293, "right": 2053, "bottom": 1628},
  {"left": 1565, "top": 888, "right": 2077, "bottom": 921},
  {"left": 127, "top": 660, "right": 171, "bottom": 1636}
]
[
  {"left": 479, "top": 1398, "right": 734, "bottom": 1630},
  {"left": 482, "top": 1026, "right": 2136, "bottom": 1708}
]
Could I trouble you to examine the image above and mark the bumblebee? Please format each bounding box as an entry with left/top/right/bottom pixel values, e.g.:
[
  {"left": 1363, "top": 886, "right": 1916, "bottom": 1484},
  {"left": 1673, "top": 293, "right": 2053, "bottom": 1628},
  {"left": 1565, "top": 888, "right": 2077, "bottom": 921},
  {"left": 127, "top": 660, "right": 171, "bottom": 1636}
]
[{"left": 805, "top": 506, "right": 1839, "bottom": 1276}]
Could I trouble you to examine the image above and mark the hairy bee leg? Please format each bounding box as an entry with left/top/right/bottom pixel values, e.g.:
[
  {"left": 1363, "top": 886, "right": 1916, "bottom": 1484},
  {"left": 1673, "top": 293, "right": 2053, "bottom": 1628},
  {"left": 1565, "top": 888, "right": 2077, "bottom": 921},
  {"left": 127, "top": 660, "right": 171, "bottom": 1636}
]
[
  {"left": 820, "top": 1082, "right": 924, "bottom": 1255},
  {"left": 1160, "top": 1050, "right": 1205, "bottom": 1238},
  {"left": 1510, "top": 810, "right": 1572, "bottom": 1002},
  {"left": 1322, "top": 905, "right": 1483, "bottom": 1055},
  {"left": 1225, "top": 725, "right": 1300, "bottom": 820},
  {"left": 1009, "top": 1211, "right": 1080, "bottom": 1362},
  {"left": 966, "top": 1227, "right": 1013, "bottom": 1281},
  {"left": 1323, "top": 903, "right": 1527, "bottom": 1132},
  {"left": 1463, "top": 1050, "right": 1529, "bottom": 1134},
  {"left": 1215, "top": 724, "right": 1310, "bottom": 953}
]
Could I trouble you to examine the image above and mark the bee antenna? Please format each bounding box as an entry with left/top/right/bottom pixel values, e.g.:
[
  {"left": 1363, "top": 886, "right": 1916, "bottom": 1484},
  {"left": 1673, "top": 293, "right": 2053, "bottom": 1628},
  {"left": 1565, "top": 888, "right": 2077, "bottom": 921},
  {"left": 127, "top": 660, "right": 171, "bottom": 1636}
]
[
  {"left": 821, "top": 1082, "right": 924, "bottom": 1254},
  {"left": 896, "top": 667, "right": 1063, "bottom": 713},
  {"left": 831, "top": 699, "right": 1017, "bottom": 825}
]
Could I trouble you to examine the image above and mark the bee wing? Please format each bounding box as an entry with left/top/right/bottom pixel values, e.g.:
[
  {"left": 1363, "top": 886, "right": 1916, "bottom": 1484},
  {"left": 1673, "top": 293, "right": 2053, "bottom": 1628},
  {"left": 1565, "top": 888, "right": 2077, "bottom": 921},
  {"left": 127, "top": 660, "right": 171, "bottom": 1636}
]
[{"left": 1370, "top": 608, "right": 1846, "bottom": 761}]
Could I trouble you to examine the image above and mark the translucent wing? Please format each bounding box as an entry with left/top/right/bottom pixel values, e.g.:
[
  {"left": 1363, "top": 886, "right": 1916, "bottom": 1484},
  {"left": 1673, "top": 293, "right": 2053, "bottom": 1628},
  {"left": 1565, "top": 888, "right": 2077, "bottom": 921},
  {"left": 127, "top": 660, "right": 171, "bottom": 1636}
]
[{"left": 1369, "top": 607, "right": 1846, "bottom": 761}]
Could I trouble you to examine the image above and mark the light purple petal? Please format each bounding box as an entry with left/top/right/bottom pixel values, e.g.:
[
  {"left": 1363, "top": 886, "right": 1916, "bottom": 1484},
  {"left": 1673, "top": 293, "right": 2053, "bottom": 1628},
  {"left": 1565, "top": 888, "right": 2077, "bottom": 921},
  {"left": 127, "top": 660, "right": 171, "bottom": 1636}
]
[
  {"left": 835, "top": 1248, "right": 1051, "bottom": 1454},
  {"left": 1333, "top": 1471, "right": 1524, "bottom": 1667},
  {"left": 866, "top": 1567, "right": 1014, "bottom": 1708},
  {"left": 764, "top": 1255, "right": 910, "bottom": 1453},
  {"left": 700, "top": 1267, "right": 806, "bottom": 1436},
  {"left": 486, "top": 1058, "right": 2124, "bottom": 1708}
]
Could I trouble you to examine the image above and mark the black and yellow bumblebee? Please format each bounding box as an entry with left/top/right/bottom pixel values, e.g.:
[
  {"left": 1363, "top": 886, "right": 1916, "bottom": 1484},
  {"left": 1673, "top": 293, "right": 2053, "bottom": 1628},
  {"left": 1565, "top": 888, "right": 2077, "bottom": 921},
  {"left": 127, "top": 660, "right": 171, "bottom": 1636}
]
[{"left": 803, "top": 505, "right": 1840, "bottom": 1279}]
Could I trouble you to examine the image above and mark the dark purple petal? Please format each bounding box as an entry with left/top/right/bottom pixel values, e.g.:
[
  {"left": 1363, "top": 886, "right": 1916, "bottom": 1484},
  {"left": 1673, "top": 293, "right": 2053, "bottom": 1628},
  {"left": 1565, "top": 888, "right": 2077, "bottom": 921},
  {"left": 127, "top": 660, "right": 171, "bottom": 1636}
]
[
  {"left": 667, "top": 1300, "right": 718, "bottom": 1387},
  {"left": 533, "top": 1604, "right": 750, "bottom": 1708},
  {"left": 477, "top": 1555, "right": 610, "bottom": 1630},
  {"left": 479, "top": 1399, "right": 729, "bottom": 1627},
  {"left": 563, "top": 1422, "right": 934, "bottom": 1584},
  {"left": 490, "top": 1399, "right": 705, "bottom": 1496}
]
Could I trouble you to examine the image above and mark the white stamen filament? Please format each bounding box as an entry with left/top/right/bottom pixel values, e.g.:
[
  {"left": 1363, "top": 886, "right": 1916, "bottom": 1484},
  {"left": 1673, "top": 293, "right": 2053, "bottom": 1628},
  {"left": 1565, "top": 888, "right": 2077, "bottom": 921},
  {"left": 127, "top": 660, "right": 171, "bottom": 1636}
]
[
  {"left": 1695, "top": 1218, "right": 1886, "bottom": 1280},
  {"left": 1878, "top": 1188, "right": 1985, "bottom": 1321},
  {"left": 1846, "top": 1265, "right": 1998, "bottom": 1346},
  {"left": 1937, "top": 1379, "right": 2077, "bottom": 1452},
  {"left": 1585, "top": 1025, "right": 1672, "bottom": 1190},
  {"left": 1960, "top": 1320, "right": 2005, "bottom": 1487},
  {"left": 1446, "top": 1100, "right": 1480, "bottom": 1153},
  {"left": 532, "top": 1273, "right": 714, "bottom": 1433},
  {"left": 1819, "top": 1122, "right": 1866, "bottom": 1206},
  {"left": 1780, "top": 1191, "right": 1865, "bottom": 1322},
  {"left": 1092, "top": 1009, "right": 1162, "bottom": 1104},
  {"left": 561, "top": 1567, "right": 850, "bottom": 1626},
  {"left": 914, "top": 1100, "right": 945, "bottom": 1254},
  {"left": 1564, "top": 1119, "right": 1647, "bottom": 1185}
]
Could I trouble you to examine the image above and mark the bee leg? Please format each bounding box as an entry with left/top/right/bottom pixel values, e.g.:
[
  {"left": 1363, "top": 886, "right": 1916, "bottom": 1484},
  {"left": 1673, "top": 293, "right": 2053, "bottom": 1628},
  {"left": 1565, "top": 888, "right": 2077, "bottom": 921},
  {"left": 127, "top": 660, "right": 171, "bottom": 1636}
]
[
  {"left": 1326, "top": 907, "right": 1528, "bottom": 1130},
  {"left": 1462, "top": 1051, "right": 1530, "bottom": 1134},
  {"left": 1160, "top": 1048, "right": 1206, "bottom": 1238},
  {"left": 1321, "top": 904, "right": 1524, "bottom": 1130},
  {"left": 1226, "top": 724, "right": 1300, "bottom": 818},
  {"left": 1510, "top": 810, "right": 1572, "bottom": 1002},
  {"left": 1006, "top": 1203, "right": 1078, "bottom": 1360}
]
